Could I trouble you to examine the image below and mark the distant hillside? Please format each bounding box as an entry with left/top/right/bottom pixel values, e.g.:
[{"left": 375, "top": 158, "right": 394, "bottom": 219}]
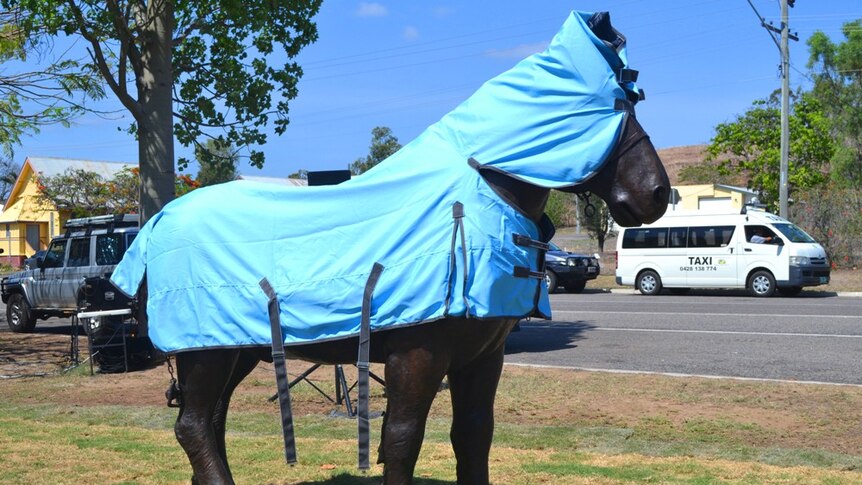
[{"left": 656, "top": 144, "right": 707, "bottom": 185}]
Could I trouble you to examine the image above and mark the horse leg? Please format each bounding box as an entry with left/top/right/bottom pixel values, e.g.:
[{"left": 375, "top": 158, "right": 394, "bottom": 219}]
[
  {"left": 175, "top": 349, "right": 241, "bottom": 485},
  {"left": 380, "top": 347, "right": 449, "bottom": 484},
  {"left": 447, "top": 343, "right": 506, "bottom": 485},
  {"left": 211, "top": 350, "right": 261, "bottom": 480}
]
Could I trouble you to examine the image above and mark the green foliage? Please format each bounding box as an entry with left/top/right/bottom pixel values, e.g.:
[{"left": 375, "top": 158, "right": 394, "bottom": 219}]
[
  {"left": 807, "top": 19, "right": 862, "bottom": 188},
  {"left": 706, "top": 92, "right": 833, "bottom": 211},
  {"left": 6, "top": 0, "right": 322, "bottom": 170},
  {"left": 0, "top": 7, "right": 104, "bottom": 155},
  {"left": 793, "top": 185, "right": 862, "bottom": 268},
  {"left": 544, "top": 191, "right": 577, "bottom": 228},
  {"left": 194, "top": 139, "right": 239, "bottom": 187},
  {"left": 677, "top": 160, "right": 738, "bottom": 185},
  {"left": 36, "top": 167, "right": 137, "bottom": 218},
  {"left": 350, "top": 126, "right": 402, "bottom": 175},
  {"left": 581, "top": 195, "right": 613, "bottom": 252}
]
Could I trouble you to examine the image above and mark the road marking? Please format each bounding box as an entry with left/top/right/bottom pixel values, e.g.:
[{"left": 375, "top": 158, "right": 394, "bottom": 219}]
[
  {"left": 522, "top": 324, "right": 862, "bottom": 339},
  {"left": 504, "top": 363, "right": 862, "bottom": 388},
  {"left": 553, "top": 310, "right": 862, "bottom": 320}
]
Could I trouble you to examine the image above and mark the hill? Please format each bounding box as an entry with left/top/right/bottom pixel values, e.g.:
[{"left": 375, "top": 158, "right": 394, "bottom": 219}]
[{"left": 655, "top": 144, "right": 707, "bottom": 185}]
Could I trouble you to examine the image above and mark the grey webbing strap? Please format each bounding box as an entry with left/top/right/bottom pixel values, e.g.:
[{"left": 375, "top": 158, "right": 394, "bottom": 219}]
[
  {"left": 358, "top": 263, "right": 384, "bottom": 470},
  {"left": 445, "top": 202, "right": 470, "bottom": 314},
  {"left": 259, "top": 278, "right": 297, "bottom": 465}
]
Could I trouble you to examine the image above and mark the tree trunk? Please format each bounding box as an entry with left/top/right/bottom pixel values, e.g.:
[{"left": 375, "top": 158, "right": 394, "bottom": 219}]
[{"left": 136, "top": 1, "right": 175, "bottom": 225}]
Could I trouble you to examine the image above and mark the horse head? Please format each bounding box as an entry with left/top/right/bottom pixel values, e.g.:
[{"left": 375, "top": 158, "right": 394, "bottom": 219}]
[{"left": 565, "top": 115, "right": 669, "bottom": 227}]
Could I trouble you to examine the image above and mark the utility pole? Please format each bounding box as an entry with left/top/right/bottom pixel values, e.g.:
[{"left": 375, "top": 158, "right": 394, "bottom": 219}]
[
  {"left": 747, "top": 0, "right": 797, "bottom": 218},
  {"left": 778, "top": 0, "right": 791, "bottom": 218}
]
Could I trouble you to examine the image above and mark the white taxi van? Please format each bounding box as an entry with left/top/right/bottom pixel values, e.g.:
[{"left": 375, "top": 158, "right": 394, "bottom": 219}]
[{"left": 615, "top": 208, "right": 830, "bottom": 297}]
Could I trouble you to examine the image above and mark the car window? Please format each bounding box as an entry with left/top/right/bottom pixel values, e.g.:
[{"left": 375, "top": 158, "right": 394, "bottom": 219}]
[
  {"left": 43, "top": 239, "right": 67, "bottom": 268},
  {"left": 96, "top": 233, "right": 123, "bottom": 265},
  {"left": 67, "top": 237, "right": 91, "bottom": 267}
]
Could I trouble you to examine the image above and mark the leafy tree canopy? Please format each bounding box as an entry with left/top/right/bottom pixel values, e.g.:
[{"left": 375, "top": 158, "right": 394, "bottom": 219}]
[
  {"left": 350, "top": 126, "right": 402, "bottom": 175},
  {"left": 807, "top": 19, "right": 862, "bottom": 187},
  {"left": 0, "top": 7, "right": 104, "bottom": 155},
  {"left": 5, "top": 0, "right": 321, "bottom": 221},
  {"left": 194, "top": 139, "right": 238, "bottom": 187},
  {"left": 705, "top": 91, "right": 834, "bottom": 210}
]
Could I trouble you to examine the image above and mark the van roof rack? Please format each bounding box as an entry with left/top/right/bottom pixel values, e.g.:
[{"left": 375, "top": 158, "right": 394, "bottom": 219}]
[
  {"left": 63, "top": 214, "right": 139, "bottom": 237},
  {"left": 740, "top": 203, "right": 767, "bottom": 215}
]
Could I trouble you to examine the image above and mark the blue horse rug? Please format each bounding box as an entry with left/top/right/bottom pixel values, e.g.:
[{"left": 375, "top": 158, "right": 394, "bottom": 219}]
[{"left": 111, "top": 11, "right": 644, "bottom": 354}]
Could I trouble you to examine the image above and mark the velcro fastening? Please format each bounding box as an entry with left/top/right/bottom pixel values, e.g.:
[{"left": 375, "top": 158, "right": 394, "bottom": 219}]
[
  {"left": 513, "top": 266, "right": 545, "bottom": 279},
  {"left": 512, "top": 233, "right": 550, "bottom": 251}
]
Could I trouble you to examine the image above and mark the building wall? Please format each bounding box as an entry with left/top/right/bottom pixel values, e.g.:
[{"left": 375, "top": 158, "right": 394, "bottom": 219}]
[
  {"left": 670, "top": 184, "right": 752, "bottom": 213},
  {"left": 0, "top": 164, "right": 60, "bottom": 267}
]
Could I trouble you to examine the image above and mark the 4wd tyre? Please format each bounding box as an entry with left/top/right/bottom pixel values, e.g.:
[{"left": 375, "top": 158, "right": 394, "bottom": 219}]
[
  {"left": 6, "top": 293, "right": 37, "bottom": 333},
  {"left": 748, "top": 270, "right": 776, "bottom": 297},
  {"left": 564, "top": 281, "right": 587, "bottom": 293},
  {"left": 637, "top": 270, "right": 662, "bottom": 296},
  {"left": 544, "top": 270, "right": 558, "bottom": 294}
]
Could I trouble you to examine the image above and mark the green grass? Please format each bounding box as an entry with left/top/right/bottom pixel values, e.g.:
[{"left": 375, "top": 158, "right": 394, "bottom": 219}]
[{"left": 2, "top": 365, "right": 862, "bottom": 484}]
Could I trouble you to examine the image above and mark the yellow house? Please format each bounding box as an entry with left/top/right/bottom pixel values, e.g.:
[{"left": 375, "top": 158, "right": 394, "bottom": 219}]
[
  {"left": 669, "top": 184, "right": 759, "bottom": 213},
  {"left": 0, "top": 157, "right": 136, "bottom": 267}
]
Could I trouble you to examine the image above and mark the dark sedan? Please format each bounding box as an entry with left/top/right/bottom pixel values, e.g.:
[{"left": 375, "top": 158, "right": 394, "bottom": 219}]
[{"left": 544, "top": 242, "right": 600, "bottom": 293}]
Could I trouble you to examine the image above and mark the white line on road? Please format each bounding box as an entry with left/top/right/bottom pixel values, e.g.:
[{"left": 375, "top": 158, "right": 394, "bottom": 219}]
[
  {"left": 504, "top": 362, "right": 862, "bottom": 388},
  {"left": 553, "top": 310, "right": 862, "bottom": 320},
  {"left": 523, "top": 324, "right": 862, "bottom": 339}
]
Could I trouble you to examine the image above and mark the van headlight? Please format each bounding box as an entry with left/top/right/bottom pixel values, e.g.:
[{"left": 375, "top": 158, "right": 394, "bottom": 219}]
[{"left": 789, "top": 256, "right": 810, "bottom": 266}]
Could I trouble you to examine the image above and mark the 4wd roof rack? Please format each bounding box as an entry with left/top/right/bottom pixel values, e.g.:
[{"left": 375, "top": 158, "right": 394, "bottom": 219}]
[{"left": 63, "top": 214, "right": 139, "bottom": 237}]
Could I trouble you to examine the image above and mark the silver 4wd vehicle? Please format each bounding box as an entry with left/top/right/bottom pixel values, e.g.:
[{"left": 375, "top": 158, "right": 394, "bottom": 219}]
[{"left": 2, "top": 214, "right": 139, "bottom": 333}]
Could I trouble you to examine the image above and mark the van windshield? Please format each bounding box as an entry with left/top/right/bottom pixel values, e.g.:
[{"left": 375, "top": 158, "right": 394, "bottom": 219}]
[{"left": 773, "top": 223, "right": 816, "bottom": 243}]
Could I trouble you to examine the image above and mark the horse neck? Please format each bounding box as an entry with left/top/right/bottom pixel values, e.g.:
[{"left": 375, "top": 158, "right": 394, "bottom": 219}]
[{"left": 479, "top": 169, "right": 550, "bottom": 223}]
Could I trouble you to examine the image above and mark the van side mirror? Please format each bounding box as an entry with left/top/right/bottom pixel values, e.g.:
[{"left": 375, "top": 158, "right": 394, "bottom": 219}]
[{"left": 773, "top": 238, "right": 784, "bottom": 246}]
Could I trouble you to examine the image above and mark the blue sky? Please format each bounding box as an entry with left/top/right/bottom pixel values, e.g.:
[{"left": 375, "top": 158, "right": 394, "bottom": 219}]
[{"left": 14, "top": 1, "right": 862, "bottom": 178}]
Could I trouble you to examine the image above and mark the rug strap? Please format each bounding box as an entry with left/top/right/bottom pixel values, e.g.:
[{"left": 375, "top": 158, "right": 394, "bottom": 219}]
[
  {"left": 445, "top": 202, "right": 470, "bottom": 315},
  {"left": 358, "top": 262, "right": 384, "bottom": 470},
  {"left": 260, "top": 278, "right": 297, "bottom": 465}
]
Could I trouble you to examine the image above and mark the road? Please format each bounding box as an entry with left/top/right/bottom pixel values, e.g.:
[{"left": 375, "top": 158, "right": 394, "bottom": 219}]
[
  {"left": 505, "top": 291, "right": 862, "bottom": 386},
  {"left": 4, "top": 291, "right": 861, "bottom": 386}
]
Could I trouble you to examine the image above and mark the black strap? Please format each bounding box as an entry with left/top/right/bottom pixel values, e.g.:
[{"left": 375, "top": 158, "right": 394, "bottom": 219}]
[
  {"left": 513, "top": 266, "right": 545, "bottom": 279},
  {"left": 616, "top": 67, "right": 639, "bottom": 83},
  {"left": 357, "top": 263, "right": 384, "bottom": 470},
  {"left": 512, "top": 233, "right": 550, "bottom": 252},
  {"left": 260, "top": 278, "right": 297, "bottom": 465},
  {"left": 445, "top": 202, "right": 470, "bottom": 315}
]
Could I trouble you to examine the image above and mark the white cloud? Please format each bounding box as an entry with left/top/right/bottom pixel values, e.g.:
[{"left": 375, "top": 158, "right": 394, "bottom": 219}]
[
  {"left": 485, "top": 42, "right": 549, "bottom": 59},
  {"left": 356, "top": 2, "right": 387, "bottom": 17},
  {"left": 403, "top": 25, "right": 419, "bottom": 41}
]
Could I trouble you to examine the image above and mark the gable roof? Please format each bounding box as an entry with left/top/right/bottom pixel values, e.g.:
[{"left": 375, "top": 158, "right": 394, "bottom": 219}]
[{"left": 237, "top": 175, "right": 307, "bottom": 186}]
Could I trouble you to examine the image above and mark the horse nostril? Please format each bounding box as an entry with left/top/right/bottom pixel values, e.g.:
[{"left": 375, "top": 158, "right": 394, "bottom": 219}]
[{"left": 653, "top": 185, "right": 668, "bottom": 205}]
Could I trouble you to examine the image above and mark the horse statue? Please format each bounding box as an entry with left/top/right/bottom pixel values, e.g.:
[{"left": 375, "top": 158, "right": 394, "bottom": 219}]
[{"left": 111, "top": 11, "right": 669, "bottom": 485}]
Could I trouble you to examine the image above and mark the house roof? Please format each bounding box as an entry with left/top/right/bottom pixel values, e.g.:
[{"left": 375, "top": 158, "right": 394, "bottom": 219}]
[
  {"left": 237, "top": 175, "right": 307, "bottom": 186},
  {"left": 25, "top": 156, "right": 135, "bottom": 179}
]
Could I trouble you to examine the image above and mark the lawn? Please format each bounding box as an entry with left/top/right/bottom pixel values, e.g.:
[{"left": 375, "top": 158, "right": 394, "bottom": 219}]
[{"left": 0, "top": 351, "right": 860, "bottom": 484}]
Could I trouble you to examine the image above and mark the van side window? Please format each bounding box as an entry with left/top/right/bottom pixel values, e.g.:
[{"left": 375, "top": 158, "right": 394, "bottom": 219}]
[
  {"left": 669, "top": 227, "right": 687, "bottom": 248},
  {"left": 745, "top": 225, "right": 775, "bottom": 242},
  {"left": 67, "top": 237, "right": 91, "bottom": 267},
  {"left": 43, "top": 239, "right": 67, "bottom": 268},
  {"left": 688, "top": 226, "right": 736, "bottom": 248},
  {"left": 96, "top": 233, "right": 123, "bottom": 265},
  {"left": 622, "top": 228, "right": 668, "bottom": 249}
]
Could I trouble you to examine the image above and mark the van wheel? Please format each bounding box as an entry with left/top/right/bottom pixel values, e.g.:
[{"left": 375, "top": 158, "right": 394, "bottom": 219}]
[
  {"left": 6, "top": 293, "right": 37, "bottom": 333},
  {"left": 778, "top": 286, "right": 803, "bottom": 297},
  {"left": 637, "top": 270, "right": 662, "bottom": 296},
  {"left": 748, "top": 270, "right": 776, "bottom": 297},
  {"left": 544, "top": 270, "right": 558, "bottom": 294}
]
